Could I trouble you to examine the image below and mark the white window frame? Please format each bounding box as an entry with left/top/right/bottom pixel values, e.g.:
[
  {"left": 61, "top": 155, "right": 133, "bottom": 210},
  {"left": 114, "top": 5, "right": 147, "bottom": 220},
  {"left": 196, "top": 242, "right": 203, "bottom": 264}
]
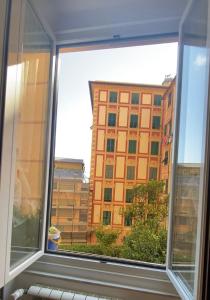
[
  {"left": 0, "top": 0, "right": 56, "bottom": 287},
  {"left": 0, "top": 1, "right": 210, "bottom": 300}
]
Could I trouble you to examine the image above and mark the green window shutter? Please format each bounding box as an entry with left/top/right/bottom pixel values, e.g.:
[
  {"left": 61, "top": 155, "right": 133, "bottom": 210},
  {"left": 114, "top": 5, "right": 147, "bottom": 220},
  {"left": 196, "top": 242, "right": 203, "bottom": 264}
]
[
  {"left": 107, "top": 139, "right": 115, "bottom": 152},
  {"left": 108, "top": 113, "right": 116, "bottom": 126},
  {"left": 124, "top": 215, "right": 132, "bottom": 226},
  {"left": 126, "top": 189, "right": 133, "bottom": 203},
  {"left": 149, "top": 167, "right": 158, "bottom": 180},
  {"left": 128, "top": 140, "right": 137, "bottom": 153},
  {"left": 130, "top": 115, "right": 138, "bottom": 128},
  {"left": 152, "top": 116, "right": 161, "bottom": 129},
  {"left": 151, "top": 141, "right": 159, "bottom": 155},
  {"left": 109, "top": 91, "right": 117, "bottom": 103},
  {"left": 131, "top": 93, "right": 139, "bottom": 104},
  {"left": 105, "top": 165, "right": 113, "bottom": 178},
  {"left": 104, "top": 188, "right": 112, "bottom": 202},
  {"left": 103, "top": 211, "right": 111, "bottom": 225},
  {"left": 154, "top": 95, "right": 162, "bottom": 106},
  {"left": 127, "top": 166, "right": 135, "bottom": 180}
]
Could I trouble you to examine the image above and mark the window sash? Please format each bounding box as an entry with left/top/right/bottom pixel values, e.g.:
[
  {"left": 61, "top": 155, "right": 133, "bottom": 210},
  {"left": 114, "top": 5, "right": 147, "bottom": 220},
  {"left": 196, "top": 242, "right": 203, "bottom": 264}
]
[
  {"left": 130, "top": 115, "right": 138, "bottom": 128},
  {"left": 154, "top": 95, "right": 162, "bottom": 106},
  {"left": 109, "top": 91, "right": 117, "bottom": 103},
  {"left": 128, "top": 140, "right": 137, "bottom": 153},
  {"left": 104, "top": 188, "right": 112, "bottom": 202},
  {"left": 151, "top": 142, "right": 159, "bottom": 155},
  {"left": 107, "top": 139, "right": 115, "bottom": 152},
  {"left": 152, "top": 116, "right": 161, "bottom": 129},
  {"left": 108, "top": 113, "right": 116, "bottom": 126},
  {"left": 131, "top": 92, "right": 139, "bottom": 104},
  {"left": 103, "top": 211, "right": 111, "bottom": 225}
]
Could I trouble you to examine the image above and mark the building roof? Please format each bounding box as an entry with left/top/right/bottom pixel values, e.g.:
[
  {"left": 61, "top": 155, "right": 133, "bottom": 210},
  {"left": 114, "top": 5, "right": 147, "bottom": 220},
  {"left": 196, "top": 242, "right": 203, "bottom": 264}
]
[
  {"left": 54, "top": 168, "right": 84, "bottom": 180},
  {"left": 89, "top": 80, "right": 168, "bottom": 109},
  {"left": 55, "top": 157, "right": 84, "bottom": 164}
]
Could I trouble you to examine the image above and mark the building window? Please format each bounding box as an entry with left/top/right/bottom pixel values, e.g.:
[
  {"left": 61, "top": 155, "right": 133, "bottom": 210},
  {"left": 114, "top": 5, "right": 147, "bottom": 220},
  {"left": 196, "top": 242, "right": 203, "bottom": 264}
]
[
  {"left": 124, "top": 215, "right": 132, "bottom": 226},
  {"left": 162, "top": 151, "right": 169, "bottom": 165},
  {"left": 103, "top": 211, "right": 111, "bottom": 225},
  {"left": 151, "top": 141, "right": 159, "bottom": 155},
  {"left": 106, "top": 139, "right": 115, "bottom": 152},
  {"left": 149, "top": 167, "right": 158, "bottom": 180},
  {"left": 168, "top": 92, "right": 172, "bottom": 107},
  {"left": 105, "top": 165, "right": 113, "bottom": 179},
  {"left": 128, "top": 140, "right": 137, "bottom": 153},
  {"left": 109, "top": 91, "right": 117, "bottom": 103},
  {"left": 131, "top": 92, "right": 139, "bottom": 104},
  {"left": 154, "top": 95, "right": 162, "bottom": 106},
  {"left": 126, "top": 189, "right": 133, "bottom": 203},
  {"left": 104, "top": 188, "right": 112, "bottom": 202},
  {"left": 130, "top": 114, "right": 138, "bottom": 128},
  {"left": 152, "top": 116, "right": 161, "bottom": 129},
  {"left": 59, "top": 181, "right": 75, "bottom": 191},
  {"left": 108, "top": 113, "right": 116, "bottom": 126},
  {"left": 127, "top": 166, "right": 135, "bottom": 180},
  {"left": 79, "top": 209, "right": 88, "bottom": 222}
]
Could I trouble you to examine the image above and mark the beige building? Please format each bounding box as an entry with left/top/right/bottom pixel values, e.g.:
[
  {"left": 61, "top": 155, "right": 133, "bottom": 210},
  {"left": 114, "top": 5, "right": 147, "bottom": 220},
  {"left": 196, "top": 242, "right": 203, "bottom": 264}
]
[
  {"left": 88, "top": 81, "right": 169, "bottom": 242},
  {"left": 51, "top": 158, "right": 89, "bottom": 244}
]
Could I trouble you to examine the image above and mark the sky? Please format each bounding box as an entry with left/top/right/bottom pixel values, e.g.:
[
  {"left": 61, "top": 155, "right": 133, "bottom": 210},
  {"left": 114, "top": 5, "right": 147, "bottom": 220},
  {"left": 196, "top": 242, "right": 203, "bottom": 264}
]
[{"left": 55, "top": 42, "right": 178, "bottom": 177}]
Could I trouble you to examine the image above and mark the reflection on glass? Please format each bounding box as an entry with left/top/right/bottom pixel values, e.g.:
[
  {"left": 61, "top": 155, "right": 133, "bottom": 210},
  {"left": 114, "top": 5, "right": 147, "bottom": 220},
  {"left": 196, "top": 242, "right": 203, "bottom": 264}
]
[
  {"left": 171, "top": 2, "right": 208, "bottom": 294},
  {"left": 6, "top": 2, "right": 51, "bottom": 268}
]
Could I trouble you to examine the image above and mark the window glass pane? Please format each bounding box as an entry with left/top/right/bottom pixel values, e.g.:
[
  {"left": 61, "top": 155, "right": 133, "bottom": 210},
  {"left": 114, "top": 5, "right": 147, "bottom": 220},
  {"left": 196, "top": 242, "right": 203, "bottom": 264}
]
[
  {"left": 124, "top": 215, "right": 132, "bottom": 226},
  {"left": 108, "top": 113, "right": 116, "bottom": 126},
  {"left": 126, "top": 189, "right": 133, "bottom": 203},
  {"left": 152, "top": 116, "right": 161, "bottom": 129},
  {"left": 154, "top": 95, "right": 162, "bottom": 106},
  {"left": 107, "top": 139, "right": 115, "bottom": 152},
  {"left": 171, "top": 0, "right": 209, "bottom": 294},
  {"left": 103, "top": 211, "right": 111, "bottom": 225},
  {"left": 151, "top": 142, "right": 159, "bottom": 155},
  {"left": 105, "top": 165, "right": 113, "bottom": 179},
  {"left": 7, "top": 2, "right": 52, "bottom": 268},
  {"left": 104, "top": 188, "right": 112, "bottom": 202},
  {"left": 149, "top": 168, "right": 157, "bottom": 180},
  {"left": 109, "top": 91, "right": 117, "bottom": 103},
  {"left": 130, "top": 115, "right": 138, "bottom": 128},
  {"left": 128, "top": 140, "right": 137, "bottom": 153},
  {"left": 127, "top": 166, "right": 135, "bottom": 180},
  {"left": 131, "top": 93, "right": 139, "bottom": 104}
]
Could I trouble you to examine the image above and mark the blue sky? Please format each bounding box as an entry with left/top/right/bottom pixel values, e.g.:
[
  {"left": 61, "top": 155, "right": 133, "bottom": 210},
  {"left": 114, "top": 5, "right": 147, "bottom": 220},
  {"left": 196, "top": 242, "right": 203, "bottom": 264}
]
[{"left": 55, "top": 42, "right": 178, "bottom": 177}]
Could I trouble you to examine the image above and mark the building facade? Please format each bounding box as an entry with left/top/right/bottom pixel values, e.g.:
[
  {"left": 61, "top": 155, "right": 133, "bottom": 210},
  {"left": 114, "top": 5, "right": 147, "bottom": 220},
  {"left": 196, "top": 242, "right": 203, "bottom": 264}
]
[
  {"left": 160, "top": 78, "right": 176, "bottom": 193},
  {"left": 51, "top": 158, "right": 89, "bottom": 244},
  {"left": 88, "top": 81, "right": 170, "bottom": 242}
]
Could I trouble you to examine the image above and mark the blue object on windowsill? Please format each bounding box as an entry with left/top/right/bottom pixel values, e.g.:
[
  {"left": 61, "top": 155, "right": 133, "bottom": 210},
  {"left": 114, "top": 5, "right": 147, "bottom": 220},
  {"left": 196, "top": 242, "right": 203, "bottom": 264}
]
[{"left": 48, "top": 239, "right": 59, "bottom": 251}]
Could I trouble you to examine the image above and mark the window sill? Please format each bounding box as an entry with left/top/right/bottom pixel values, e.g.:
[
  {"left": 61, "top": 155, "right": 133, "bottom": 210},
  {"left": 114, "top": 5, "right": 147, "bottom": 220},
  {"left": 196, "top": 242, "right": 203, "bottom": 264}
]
[{"left": 18, "top": 253, "right": 180, "bottom": 299}]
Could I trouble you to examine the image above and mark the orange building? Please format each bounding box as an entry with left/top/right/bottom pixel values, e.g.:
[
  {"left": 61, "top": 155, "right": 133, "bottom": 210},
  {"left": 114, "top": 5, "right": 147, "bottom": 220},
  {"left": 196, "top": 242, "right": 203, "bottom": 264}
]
[
  {"left": 160, "top": 77, "right": 176, "bottom": 193},
  {"left": 51, "top": 158, "right": 90, "bottom": 244},
  {"left": 88, "top": 81, "right": 169, "bottom": 241}
]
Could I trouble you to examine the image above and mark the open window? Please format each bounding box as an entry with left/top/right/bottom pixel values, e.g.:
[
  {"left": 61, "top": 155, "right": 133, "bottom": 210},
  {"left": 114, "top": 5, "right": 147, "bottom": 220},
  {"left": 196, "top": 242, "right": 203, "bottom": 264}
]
[{"left": 0, "top": 1, "right": 210, "bottom": 300}]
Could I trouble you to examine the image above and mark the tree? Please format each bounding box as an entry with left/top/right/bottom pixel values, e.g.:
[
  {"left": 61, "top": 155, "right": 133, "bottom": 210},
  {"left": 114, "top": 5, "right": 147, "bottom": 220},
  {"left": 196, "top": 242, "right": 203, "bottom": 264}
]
[{"left": 122, "top": 180, "right": 168, "bottom": 263}]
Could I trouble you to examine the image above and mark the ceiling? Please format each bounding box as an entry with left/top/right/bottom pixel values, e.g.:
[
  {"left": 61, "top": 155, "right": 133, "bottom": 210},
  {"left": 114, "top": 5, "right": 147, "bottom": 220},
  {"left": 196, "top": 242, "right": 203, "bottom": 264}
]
[{"left": 31, "top": 0, "right": 189, "bottom": 45}]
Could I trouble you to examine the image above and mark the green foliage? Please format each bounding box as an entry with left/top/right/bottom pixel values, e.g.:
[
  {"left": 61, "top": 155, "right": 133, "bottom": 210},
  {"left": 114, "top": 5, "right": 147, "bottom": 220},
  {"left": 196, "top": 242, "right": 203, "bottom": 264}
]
[
  {"left": 122, "top": 180, "right": 168, "bottom": 263},
  {"left": 121, "top": 223, "right": 167, "bottom": 263},
  {"left": 59, "top": 243, "right": 121, "bottom": 257},
  {"left": 95, "top": 227, "right": 119, "bottom": 247},
  {"left": 60, "top": 181, "right": 168, "bottom": 264}
]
